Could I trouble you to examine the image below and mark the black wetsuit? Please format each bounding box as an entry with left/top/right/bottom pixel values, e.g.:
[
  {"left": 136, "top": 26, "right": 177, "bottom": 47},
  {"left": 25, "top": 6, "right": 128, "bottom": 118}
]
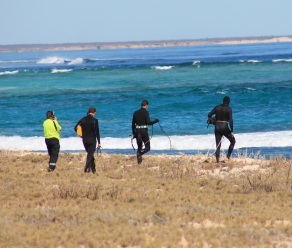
[
  {"left": 75, "top": 115, "right": 100, "bottom": 173},
  {"left": 208, "top": 103, "right": 236, "bottom": 162},
  {"left": 132, "top": 108, "right": 158, "bottom": 157}
]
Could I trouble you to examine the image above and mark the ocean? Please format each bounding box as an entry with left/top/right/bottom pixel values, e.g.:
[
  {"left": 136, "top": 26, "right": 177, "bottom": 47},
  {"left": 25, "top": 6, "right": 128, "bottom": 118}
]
[{"left": 0, "top": 42, "right": 291, "bottom": 158}]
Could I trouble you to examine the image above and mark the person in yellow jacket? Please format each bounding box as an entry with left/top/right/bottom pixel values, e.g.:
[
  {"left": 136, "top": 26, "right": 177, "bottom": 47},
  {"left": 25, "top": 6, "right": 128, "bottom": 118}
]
[{"left": 43, "top": 111, "right": 62, "bottom": 172}]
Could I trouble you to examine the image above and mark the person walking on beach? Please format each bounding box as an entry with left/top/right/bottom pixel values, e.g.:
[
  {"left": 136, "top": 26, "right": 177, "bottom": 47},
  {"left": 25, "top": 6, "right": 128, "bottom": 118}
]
[
  {"left": 208, "top": 96, "right": 236, "bottom": 163},
  {"left": 74, "top": 107, "right": 101, "bottom": 173},
  {"left": 132, "top": 100, "right": 159, "bottom": 164},
  {"left": 43, "top": 111, "right": 62, "bottom": 172}
]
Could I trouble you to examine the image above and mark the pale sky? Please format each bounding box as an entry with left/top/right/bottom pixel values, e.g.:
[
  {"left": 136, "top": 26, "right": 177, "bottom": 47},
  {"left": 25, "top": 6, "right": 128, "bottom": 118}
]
[{"left": 0, "top": 0, "right": 291, "bottom": 45}]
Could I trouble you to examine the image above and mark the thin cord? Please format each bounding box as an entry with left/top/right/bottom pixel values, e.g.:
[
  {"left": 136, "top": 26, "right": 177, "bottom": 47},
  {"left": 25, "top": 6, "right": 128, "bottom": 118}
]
[
  {"left": 207, "top": 136, "right": 224, "bottom": 156},
  {"left": 158, "top": 122, "right": 172, "bottom": 151},
  {"left": 96, "top": 147, "right": 102, "bottom": 157}
]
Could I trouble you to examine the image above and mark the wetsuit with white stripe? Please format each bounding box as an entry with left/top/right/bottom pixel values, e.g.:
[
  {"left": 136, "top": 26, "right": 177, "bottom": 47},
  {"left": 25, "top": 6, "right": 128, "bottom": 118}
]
[{"left": 132, "top": 108, "right": 158, "bottom": 157}]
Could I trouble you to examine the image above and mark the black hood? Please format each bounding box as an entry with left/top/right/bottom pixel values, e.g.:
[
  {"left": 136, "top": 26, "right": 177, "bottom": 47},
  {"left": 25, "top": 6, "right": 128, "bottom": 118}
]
[{"left": 223, "top": 96, "right": 230, "bottom": 105}]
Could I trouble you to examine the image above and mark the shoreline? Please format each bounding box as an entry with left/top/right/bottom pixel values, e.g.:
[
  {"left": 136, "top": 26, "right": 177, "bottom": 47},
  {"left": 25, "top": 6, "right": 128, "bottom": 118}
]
[
  {"left": 1, "top": 35, "right": 292, "bottom": 53},
  {"left": 1, "top": 148, "right": 290, "bottom": 160}
]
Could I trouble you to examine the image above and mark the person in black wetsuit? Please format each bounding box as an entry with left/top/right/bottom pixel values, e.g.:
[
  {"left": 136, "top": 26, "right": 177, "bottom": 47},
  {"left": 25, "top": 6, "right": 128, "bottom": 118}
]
[
  {"left": 74, "top": 107, "right": 101, "bottom": 173},
  {"left": 132, "top": 100, "right": 159, "bottom": 164},
  {"left": 208, "top": 96, "right": 236, "bottom": 163}
]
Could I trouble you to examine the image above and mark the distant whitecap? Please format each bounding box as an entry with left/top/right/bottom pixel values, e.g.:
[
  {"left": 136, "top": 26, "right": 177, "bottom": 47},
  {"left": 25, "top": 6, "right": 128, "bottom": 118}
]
[
  {"left": 239, "top": 60, "right": 262, "bottom": 63},
  {"left": 68, "top": 58, "right": 84, "bottom": 65},
  {"left": 37, "top": 57, "right": 66, "bottom": 64},
  {"left": 0, "top": 70, "right": 19, "bottom": 76},
  {"left": 247, "top": 60, "right": 261, "bottom": 63},
  {"left": 246, "top": 87, "right": 256, "bottom": 91},
  {"left": 192, "top": 60, "right": 201, "bottom": 65},
  {"left": 272, "top": 59, "right": 292, "bottom": 62},
  {"left": 152, "top": 66, "right": 173, "bottom": 70},
  {"left": 51, "top": 69, "right": 73, "bottom": 73},
  {"left": 0, "top": 86, "right": 18, "bottom": 91}
]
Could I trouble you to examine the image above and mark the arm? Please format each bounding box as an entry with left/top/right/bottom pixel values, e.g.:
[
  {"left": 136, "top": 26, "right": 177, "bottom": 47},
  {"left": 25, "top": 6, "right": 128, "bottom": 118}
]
[
  {"left": 147, "top": 112, "right": 159, "bottom": 125},
  {"left": 132, "top": 114, "right": 136, "bottom": 135},
  {"left": 95, "top": 119, "right": 101, "bottom": 145},
  {"left": 208, "top": 106, "right": 216, "bottom": 118},
  {"left": 54, "top": 120, "right": 62, "bottom": 132},
  {"left": 229, "top": 108, "right": 233, "bottom": 132}
]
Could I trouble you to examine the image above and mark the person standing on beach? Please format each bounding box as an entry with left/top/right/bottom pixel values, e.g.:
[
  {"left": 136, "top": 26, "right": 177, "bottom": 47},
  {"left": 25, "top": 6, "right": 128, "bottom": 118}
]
[
  {"left": 208, "top": 96, "right": 236, "bottom": 163},
  {"left": 43, "top": 111, "right": 62, "bottom": 172},
  {"left": 132, "top": 100, "right": 159, "bottom": 164},
  {"left": 74, "top": 107, "right": 101, "bottom": 173}
]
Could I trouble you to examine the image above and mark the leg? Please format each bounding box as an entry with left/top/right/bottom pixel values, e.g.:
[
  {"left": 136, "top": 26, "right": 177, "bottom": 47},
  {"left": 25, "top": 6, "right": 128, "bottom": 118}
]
[
  {"left": 85, "top": 144, "right": 96, "bottom": 173},
  {"left": 136, "top": 131, "right": 143, "bottom": 153},
  {"left": 215, "top": 132, "right": 223, "bottom": 163},
  {"left": 91, "top": 156, "right": 96, "bottom": 174},
  {"left": 140, "top": 130, "right": 150, "bottom": 155},
  {"left": 136, "top": 131, "right": 143, "bottom": 164},
  {"left": 83, "top": 138, "right": 96, "bottom": 173},
  {"left": 46, "top": 138, "right": 60, "bottom": 171},
  {"left": 136, "top": 130, "right": 150, "bottom": 164},
  {"left": 224, "top": 133, "right": 236, "bottom": 159},
  {"left": 45, "top": 139, "right": 52, "bottom": 156}
]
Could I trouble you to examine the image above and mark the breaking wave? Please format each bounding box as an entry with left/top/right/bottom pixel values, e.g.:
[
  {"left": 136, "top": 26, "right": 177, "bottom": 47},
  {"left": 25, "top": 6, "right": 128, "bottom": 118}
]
[
  {"left": 0, "top": 70, "right": 19, "bottom": 76},
  {"left": 51, "top": 69, "right": 73, "bottom": 73},
  {"left": 1, "top": 131, "right": 291, "bottom": 152}
]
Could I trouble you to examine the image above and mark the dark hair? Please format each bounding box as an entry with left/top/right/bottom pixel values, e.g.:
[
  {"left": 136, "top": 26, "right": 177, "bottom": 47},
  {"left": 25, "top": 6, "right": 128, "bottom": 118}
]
[
  {"left": 141, "top": 100, "right": 149, "bottom": 107},
  {"left": 46, "top": 110, "right": 54, "bottom": 119},
  {"left": 88, "top": 107, "right": 96, "bottom": 114},
  {"left": 223, "top": 96, "right": 230, "bottom": 105}
]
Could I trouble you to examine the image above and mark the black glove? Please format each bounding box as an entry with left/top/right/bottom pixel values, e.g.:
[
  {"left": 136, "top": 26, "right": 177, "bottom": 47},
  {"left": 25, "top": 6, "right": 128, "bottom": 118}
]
[{"left": 154, "top": 119, "right": 159, "bottom": 124}]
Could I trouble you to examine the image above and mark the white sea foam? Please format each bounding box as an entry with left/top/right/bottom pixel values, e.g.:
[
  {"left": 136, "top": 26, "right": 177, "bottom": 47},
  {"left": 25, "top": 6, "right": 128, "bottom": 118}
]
[
  {"left": 1, "top": 131, "right": 291, "bottom": 152},
  {"left": 247, "top": 60, "right": 262, "bottom": 63},
  {"left": 192, "top": 60, "right": 201, "bottom": 65},
  {"left": 272, "top": 59, "right": 292, "bottom": 62},
  {"left": 239, "top": 60, "right": 262, "bottom": 63},
  {"left": 0, "top": 60, "right": 31, "bottom": 63},
  {"left": 0, "top": 70, "right": 19, "bottom": 76},
  {"left": 246, "top": 87, "right": 256, "bottom": 91},
  {"left": 68, "top": 58, "right": 84, "bottom": 65},
  {"left": 37, "top": 57, "right": 66, "bottom": 64},
  {"left": 152, "top": 66, "right": 173, "bottom": 70},
  {"left": 0, "top": 86, "right": 18, "bottom": 91},
  {"left": 216, "top": 91, "right": 227, "bottom": 95},
  {"left": 51, "top": 69, "right": 73, "bottom": 74}
]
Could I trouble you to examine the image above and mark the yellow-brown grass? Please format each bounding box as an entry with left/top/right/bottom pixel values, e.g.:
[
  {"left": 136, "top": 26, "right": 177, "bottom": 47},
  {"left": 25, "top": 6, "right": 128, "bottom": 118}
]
[{"left": 0, "top": 150, "right": 291, "bottom": 248}]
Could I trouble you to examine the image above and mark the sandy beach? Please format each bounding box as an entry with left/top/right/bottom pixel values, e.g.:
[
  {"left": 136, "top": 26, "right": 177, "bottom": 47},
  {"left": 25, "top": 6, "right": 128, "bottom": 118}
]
[
  {"left": 1, "top": 36, "right": 292, "bottom": 53},
  {"left": 0, "top": 150, "right": 291, "bottom": 247}
]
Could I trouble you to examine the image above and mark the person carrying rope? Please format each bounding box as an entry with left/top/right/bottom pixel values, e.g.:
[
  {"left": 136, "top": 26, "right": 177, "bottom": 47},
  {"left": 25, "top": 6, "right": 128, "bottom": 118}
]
[
  {"left": 132, "top": 100, "right": 159, "bottom": 164},
  {"left": 208, "top": 96, "right": 236, "bottom": 163}
]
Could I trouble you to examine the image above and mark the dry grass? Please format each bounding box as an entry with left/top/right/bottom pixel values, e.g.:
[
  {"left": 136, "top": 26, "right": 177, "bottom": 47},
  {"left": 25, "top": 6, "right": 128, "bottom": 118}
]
[{"left": 0, "top": 150, "right": 291, "bottom": 248}]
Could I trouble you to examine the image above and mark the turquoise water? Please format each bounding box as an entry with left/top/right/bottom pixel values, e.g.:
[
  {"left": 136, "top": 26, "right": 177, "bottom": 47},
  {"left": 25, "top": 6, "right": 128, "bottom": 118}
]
[{"left": 0, "top": 42, "right": 291, "bottom": 155}]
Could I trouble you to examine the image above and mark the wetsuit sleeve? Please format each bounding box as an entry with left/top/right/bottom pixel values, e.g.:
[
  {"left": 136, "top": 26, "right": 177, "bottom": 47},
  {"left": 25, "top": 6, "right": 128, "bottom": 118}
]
[
  {"left": 147, "top": 112, "right": 158, "bottom": 125},
  {"left": 132, "top": 114, "right": 136, "bottom": 135},
  {"left": 95, "top": 119, "right": 101, "bottom": 144},
  {"left": 229, "top": 108, "right": 233, "bottom": 132},
  {"left": 208, "top": 107, "right": 216, "bottom": 117}
]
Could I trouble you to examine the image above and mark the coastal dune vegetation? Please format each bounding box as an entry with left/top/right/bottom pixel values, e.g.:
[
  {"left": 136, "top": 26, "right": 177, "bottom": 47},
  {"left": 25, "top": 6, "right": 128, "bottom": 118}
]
[{"left": 0, "top": 150, "right": 291, "bottom": 247}]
